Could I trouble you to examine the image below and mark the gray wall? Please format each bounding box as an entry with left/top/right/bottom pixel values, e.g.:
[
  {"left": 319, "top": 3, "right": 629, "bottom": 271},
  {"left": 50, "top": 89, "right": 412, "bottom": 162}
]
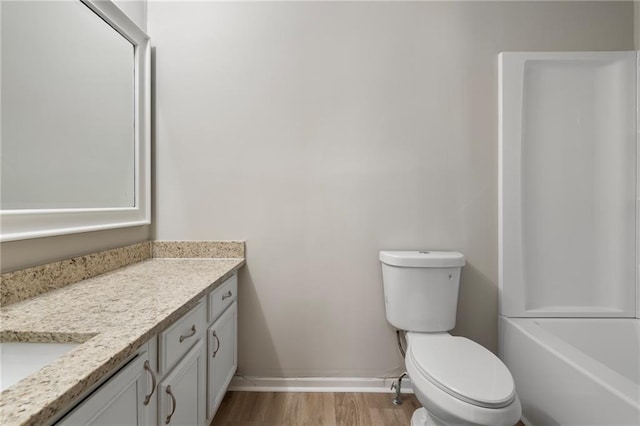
[
  {"left": 633, "top": 0, "right": 640, "bottom": 50},
  {"left": 150, "top": 1, "right": 633, "bottom": 378},
  {"left": 113, "top": 0, "right": 146, "bottom": 32},
  {"left": 1, "top": 227, "right": 150, "bottom": 272},
  {"left": 0, "top": 0, "right": 149, "bottom": 273}
]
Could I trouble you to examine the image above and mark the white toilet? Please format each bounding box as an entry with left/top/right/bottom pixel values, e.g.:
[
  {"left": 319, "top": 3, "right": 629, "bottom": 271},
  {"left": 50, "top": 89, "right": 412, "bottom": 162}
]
[{"left": 380, "top": 251, "right": 522, "bottom": 426}]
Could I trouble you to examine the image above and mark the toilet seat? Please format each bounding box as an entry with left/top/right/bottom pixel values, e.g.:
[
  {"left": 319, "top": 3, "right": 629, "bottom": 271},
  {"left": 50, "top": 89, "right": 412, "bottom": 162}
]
[{"left": 408, "top": 333, "right": 515, "bottom": 409}]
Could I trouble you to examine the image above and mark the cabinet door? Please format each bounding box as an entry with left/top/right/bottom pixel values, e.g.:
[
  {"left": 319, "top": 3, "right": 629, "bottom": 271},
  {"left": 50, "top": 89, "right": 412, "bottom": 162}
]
[
  {"left": 159, "top": 340, "right": 206, "bottom": 426},
  {"left": 207, "top": 302, "right": 237, "bottom": 420},
  {"left": 57, "top": 352, "right": 152, "bottom": 425}
]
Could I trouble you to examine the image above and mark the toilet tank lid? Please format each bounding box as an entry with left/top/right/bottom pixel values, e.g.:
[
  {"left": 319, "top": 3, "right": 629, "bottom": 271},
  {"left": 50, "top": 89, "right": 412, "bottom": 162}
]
[{"left": 379, "top": 251, "right": 465, "bottom": 268}]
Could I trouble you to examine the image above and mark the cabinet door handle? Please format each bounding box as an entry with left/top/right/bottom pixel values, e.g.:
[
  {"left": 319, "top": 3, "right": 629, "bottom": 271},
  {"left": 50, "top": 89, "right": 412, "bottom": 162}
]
[
  {"left": 222, "top": 290, "right": 233, "bottom": 300},
  {"left": 212, "top": 330, "right": 220, "bottom": 358},
  {"left": 179, "top": 325, "right": 196, "bottom": 343},
  {"left": 143, "top": 360, "right": 156, "bottom": 406},
  {"left": 165, "top": 385, "right": 177, "bottom": 424}
]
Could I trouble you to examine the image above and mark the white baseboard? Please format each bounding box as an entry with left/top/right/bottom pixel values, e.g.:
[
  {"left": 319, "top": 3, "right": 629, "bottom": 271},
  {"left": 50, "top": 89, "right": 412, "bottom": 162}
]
[{"left": 229, "top": 376, "right": 414, "bottom": 394}]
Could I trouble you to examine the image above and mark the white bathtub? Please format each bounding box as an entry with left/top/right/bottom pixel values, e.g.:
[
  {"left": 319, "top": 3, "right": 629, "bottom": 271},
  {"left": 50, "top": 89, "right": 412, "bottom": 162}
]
[{"left": 499, "top": 317, "right": 640, "bottom": 426}]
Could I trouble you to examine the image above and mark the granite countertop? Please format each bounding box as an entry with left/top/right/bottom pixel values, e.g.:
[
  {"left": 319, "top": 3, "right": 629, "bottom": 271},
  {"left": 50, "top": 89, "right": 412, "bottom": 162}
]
[{"left": 0, "top": 257, "right": 244, "bottom": 426}]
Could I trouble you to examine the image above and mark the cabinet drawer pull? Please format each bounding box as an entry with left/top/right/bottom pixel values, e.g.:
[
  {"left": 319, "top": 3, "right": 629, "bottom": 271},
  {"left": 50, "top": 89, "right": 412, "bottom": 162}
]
[
  {"left": 143, "top": 361, "right": 156, "bottom": 406},
  {"left": 179, "top": 325, "right": 196, "bottom": 343},
  {"left": 212, "top": 330, "right": 220, "bottom": 358},
  {"left": 165, "top": 385, "right": 177, "bottom": 424},
  {"left": 222, "top": 290, "right": 233, "bottom": 300}
]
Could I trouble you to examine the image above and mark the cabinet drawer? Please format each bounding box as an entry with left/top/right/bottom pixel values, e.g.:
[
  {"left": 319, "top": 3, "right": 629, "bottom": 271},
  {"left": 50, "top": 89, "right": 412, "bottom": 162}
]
[
  {"left": 159, "top": 301, "right": 206, "bottom": 374},
  {"left": 208, "top": 274, "right": 237, "bottom": 323}
]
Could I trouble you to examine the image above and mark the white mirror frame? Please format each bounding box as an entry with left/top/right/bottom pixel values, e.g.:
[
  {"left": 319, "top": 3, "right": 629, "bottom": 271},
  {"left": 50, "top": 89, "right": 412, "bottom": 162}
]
[{"left": 0, "top": 0, "right": 150, "bottom": 242}]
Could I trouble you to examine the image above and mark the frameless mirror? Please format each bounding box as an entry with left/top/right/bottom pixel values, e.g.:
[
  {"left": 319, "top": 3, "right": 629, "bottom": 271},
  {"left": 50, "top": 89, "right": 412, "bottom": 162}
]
[{"left": 0, "top": 0, "right": 150, "bottom": 241}]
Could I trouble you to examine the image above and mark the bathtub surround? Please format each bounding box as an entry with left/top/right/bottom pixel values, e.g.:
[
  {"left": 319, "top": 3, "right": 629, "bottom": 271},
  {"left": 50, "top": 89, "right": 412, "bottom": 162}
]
[
  {"left": 499, "top": 51, "right": 637, "bottom": 318},
  {"left": 0, "top": 241, "right": 245, "bottom": 306},
  {"left": 149, "top": 1, "right": 634, "bottom": 380},
  {"left": 498, "top": 51, "right": 639, "bottom": 424}
]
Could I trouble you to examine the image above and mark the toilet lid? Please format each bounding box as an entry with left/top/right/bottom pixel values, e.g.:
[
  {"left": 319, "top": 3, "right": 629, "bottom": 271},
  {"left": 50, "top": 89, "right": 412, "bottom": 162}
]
[{"left": 408, "top": 334, "right": 516, "bottom": 408}]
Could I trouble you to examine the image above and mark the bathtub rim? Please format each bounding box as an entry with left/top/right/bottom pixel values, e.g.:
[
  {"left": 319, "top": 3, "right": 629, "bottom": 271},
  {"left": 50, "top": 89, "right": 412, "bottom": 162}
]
[{"left": 499, "top": 316, "right": 639, "bottom": 411}]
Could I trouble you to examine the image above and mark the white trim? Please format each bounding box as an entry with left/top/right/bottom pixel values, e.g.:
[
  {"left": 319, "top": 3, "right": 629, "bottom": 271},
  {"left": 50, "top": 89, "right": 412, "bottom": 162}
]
[
  {"left": 228, "top": 376, "right": 413, "bottom": 394},
  {"left": 0, "top": 0, "right": 151, "bottom": 242}
]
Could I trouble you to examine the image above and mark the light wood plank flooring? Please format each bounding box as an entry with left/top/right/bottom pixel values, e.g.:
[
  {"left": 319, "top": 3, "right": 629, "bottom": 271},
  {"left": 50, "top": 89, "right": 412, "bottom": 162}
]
[{"left": 211, "top": 392, "right": 525, "bottom": 425}]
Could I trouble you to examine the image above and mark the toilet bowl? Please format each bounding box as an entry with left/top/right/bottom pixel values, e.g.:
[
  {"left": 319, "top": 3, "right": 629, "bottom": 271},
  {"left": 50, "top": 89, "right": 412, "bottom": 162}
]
[
  {"left": 379, "top": 250, "right": 522, "bottom": 426},
  {"left": 405, "top": 332, "right": 521, "bottom": 426}
]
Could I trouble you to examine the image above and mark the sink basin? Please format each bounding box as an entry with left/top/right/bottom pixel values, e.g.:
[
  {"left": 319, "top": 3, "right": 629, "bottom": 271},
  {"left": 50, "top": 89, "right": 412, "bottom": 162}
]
[{"left": 0, "top": 342, "right": 80, "bottom": 391}]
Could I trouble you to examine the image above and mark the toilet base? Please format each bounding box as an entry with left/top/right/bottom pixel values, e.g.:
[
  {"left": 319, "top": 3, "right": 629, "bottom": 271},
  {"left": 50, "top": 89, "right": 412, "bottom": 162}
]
[
  {"left": 412, "top": 407, "right": 474, "bottom": 426},
  {"left": 411, "top": 407, "right": 447, "bottom": 426}
]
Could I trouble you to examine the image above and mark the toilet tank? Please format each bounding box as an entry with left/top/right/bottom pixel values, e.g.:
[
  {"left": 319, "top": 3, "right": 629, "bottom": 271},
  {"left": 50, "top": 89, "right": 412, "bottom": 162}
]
[{"left": 380, "top": 251, "right": 465, "bottom": 332}]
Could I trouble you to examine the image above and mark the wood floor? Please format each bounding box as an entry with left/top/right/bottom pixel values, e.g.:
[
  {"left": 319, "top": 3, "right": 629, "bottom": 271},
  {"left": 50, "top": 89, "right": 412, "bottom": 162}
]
[{"left": 211, "top": 392, "right": 526, "bottom": 426}]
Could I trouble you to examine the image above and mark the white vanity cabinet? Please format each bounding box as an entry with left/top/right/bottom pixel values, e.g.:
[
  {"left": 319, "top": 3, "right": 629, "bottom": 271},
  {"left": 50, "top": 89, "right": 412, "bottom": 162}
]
[
  {"left": 57, "top": 346, "right": 155, "bottom": 425},
  {"left": 158, "top": 341, "right": 206, "bottom": 425},
  {"left": 206, "top": 274, "right": 238, "bottom": 423},
  {"left": 56, "top": 272, "right": 238, "bottom": 426},
  {"left": 157, "top": 301, "right": 207, "bottom": 425},
  {"left": 207, "top": 302, "right": 237, "bottom": 421}
]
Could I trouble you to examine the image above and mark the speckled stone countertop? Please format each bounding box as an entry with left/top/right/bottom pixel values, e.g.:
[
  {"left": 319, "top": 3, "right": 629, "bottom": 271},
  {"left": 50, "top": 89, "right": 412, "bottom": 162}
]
[{"left": 0, "top": 257, "right": 244, "bottom": 426}]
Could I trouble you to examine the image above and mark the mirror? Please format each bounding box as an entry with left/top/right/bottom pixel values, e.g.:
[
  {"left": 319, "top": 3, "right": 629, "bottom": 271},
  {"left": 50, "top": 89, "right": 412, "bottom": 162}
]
[{"left": 0, "top": 0, "right": 150, "bottom": 241}]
